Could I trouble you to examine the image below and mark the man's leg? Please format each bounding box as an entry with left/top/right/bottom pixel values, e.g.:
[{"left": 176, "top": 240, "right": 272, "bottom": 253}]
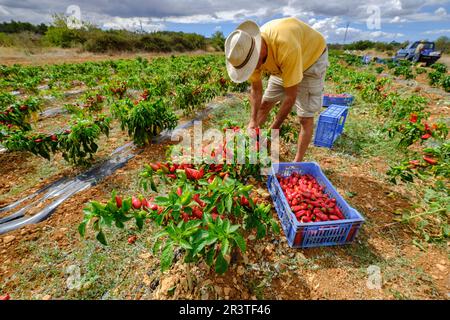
[
  {"left": 293, "top": 48, "right": 329, "bottom": 162},
  {"left": 294, "top": 117, "right": 314, "bottom": 162}
]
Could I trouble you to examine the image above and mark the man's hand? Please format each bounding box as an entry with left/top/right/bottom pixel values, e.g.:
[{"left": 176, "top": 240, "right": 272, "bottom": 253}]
[
  {"left": 249, "top": 79, "right": 263, "bottom": 130},
  {"left": 271, "top": 84, "right": 298, "bottom": 129}
]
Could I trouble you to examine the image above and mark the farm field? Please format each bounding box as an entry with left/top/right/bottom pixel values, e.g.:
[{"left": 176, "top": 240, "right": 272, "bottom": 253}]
[{"left": 0, "top": 50, "right": 449, "bottom": 301}]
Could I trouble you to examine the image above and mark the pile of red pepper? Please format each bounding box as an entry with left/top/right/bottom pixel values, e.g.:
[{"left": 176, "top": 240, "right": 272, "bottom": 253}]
[{"left": 277, "top": 172, "right": 345, "bottom": 223}]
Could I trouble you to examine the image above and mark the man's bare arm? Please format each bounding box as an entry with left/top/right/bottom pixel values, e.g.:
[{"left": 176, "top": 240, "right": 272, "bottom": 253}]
[
  {"left": 249, "top": 79, "right": 263, "bottom": 129},
  {"left": 270, "top": 84, "right": 298, "bottom": 129}
]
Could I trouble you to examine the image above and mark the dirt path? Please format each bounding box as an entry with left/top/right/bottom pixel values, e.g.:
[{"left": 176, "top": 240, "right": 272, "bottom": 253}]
[{"left": 0, "top": 47, "right": 216, "bottom": 66}]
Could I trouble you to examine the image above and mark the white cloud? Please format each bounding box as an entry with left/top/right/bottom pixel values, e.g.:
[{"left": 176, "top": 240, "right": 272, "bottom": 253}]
[
  {"left": 434, "top": 7, "right": 447, "bottom": 15},
  {"left": 102, "top": 17, "right": 165, "bottom": 32},
  {"left": 0, "top": 5, "right": 11, "bottom": 15},
  {"left": 390, "top": 16, "right": 407, "bottom": 23},
  {"left": 421, "top": 28, "right": 450, "bottom": 34}
]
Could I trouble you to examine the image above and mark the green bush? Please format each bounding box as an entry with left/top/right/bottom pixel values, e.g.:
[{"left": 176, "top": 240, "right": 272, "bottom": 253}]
[
  {"left": 394, "top": 65, "right": 415, "bottom": 79},
  {"left": 0, "top": 32, "right": 13, "bottom": 46},
  {"left": 84, "top": 30, "right": 137, "bottom": 52},
  {"left": 0, "top": 20, "right": 47, "bottom": 34},
  {"left": 210, "top": 31, "right": 225, "bottom": 51},
  {"left": 431, "top": 63, "right": 448, "bottom": 73},
  {"left": 428, "top": 70, "right": 443, "bottom": 86},
  {"left": 435, "top": 36, "right": 450, "bottom": 54},
  {"left": 0, "top": 17, "right": 209, "bottom": 53},
  {"left": 43, "top": 26, "right": 86, "bottom": 48},
  {"left": 442, "top": 75, "right": 450, "bottom": 92},
  {"left": 415, "top": 67, "right": 427, "bottom": 75}
]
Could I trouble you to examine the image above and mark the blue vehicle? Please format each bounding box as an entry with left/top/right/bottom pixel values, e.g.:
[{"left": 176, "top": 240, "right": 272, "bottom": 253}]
[{"left": 395, "top": 41, "right": 441, "bottom": 66}]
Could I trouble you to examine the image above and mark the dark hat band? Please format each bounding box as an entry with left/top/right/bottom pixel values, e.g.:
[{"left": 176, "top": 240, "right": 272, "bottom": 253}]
[{"left": 235, "top": 37, "right": 255, "bottom": 70}]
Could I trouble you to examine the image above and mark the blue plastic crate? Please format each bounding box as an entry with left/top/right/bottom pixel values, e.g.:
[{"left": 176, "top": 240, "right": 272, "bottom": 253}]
[
  {"left": 323, "top": 94, "right": 354, "bottom": 107},
  {"left": 314, "top": 104, "right": 348, "bottom": 148},
  {"left": 267, "top": 162, "right": 365, "bottom": 248},
  {"left": 362, "top": 55, "right": 372, "bottom": 64}
]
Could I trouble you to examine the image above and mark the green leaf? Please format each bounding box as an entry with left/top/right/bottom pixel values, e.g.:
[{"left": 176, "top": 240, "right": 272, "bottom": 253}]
[
  {"left": 220, "top": 238, "right": 230, "bottom": 256},
  {"left": 78, "top": 221, "right": 87, "bottom": 237},
  {"left": 232, "top": 233, "right": 246, "bottom": 252},
  {"left": 96, "top": 230, "right": 107, "bottom": 245},
  {"left": 226, "top": 195, "right": 233, "bottom": 213},
  {"left": 135, "top": 215, "right": 145, "bottom": 230},
  {"left": 179, "top": 239, "right": 193, "bottom": 250},
  {"left": 154, "top": 196, "right": 169, "bottom": 205},
  {"left": 228, "top": 224, "right": 239, "bottom": 233},
  {"left": 215, "top": 251, "right": 228, "bottom": 274},
  {"left": 205, "top": 248, "right": 215, "bottom": 266},
  {"left": 91, "top": 201, "right": 105, "bottom": 213},
  {"left": 161, "top": 242, "right": 174, "bottom": 272},
  {"left": 192, "top": 238, "right": 209, "bottom": 256},
  {"left": 122, "top": 198, "right": 132, "bottom": 212},
  {"left": 217, "top": 201, "right": 225, "bottom": 214},
  {"left": 256, "top": 222, "right": 266, "bottom": 239},
  {"left": 154, "top": 229, "right": 169, "bottom": 240},
  {"left": 270, "top": 220, "right": 280, "bottom": 234},
  {"left": 150, "top": 179, "right": 157, "bottom": 192},
  {"left": 153, "top": 238, "right": 162, "bottom": 255}
]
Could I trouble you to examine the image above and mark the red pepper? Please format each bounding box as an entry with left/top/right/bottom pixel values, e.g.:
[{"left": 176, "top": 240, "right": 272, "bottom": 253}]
[
  {"left": 423, "top": 156, "right": 438, "bottom": 165},
  {"left": 408, "top": 160, "right": 420, "bottom": 167},
  {"left": 115, "top": 195, "right": 122, "bottom": 208},
  {"left": 335, "top": 208, "right": 345, "bottom": 219},
  {"left": 316, "top": 212, "right": 329, "bottom": 221},
  {"left": 294, "top": 231, "right": 303, "bottom": 245},
  {"left": 240, "top": 196, "right": 250, "bottom": 207},
  {"left": 131, "top": 196, "right": 142, "bottom": 209},
  {"left": 0, "top": 293, "right": 10, "bottom": 300},
  {"left": 193, "top": 207, "right": 204, "bottom": 219},
  {"left": 301, "top": 216, "right": 311, "bottom": 223},
  {"left": 176, "top": 187, "right": 183, "bottom": 196},
  {"left": 127, "top": 235, "right": 137, "bottom": 244},
  {"left": 150, "top": 163, "right": 160, "bottom": 171},
  {"left": 421, "top": 133, "right": 431, "bottom": 140},
  {"left": 193, "top": 194, "right": 206, "bottom": 207},
  {"left": 409, "top": 113, "right": 418, "bottom": 123}
]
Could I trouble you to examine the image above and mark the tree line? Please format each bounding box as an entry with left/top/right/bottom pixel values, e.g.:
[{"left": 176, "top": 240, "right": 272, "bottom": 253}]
[
  {"left": 0, "top": 17, "right": 226, "bottom": 53},
  {"left": 1, "top": 18, "right": 448, "bottom": 55}
]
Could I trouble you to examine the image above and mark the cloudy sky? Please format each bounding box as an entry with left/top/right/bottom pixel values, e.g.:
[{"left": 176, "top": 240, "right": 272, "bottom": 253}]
[{"left": 0, "top": 0, "right": 449, "bottom": 42}]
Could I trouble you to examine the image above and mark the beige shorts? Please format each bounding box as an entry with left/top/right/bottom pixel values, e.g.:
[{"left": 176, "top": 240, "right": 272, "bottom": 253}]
[{"left": 262, "top": 48, "right": 329, "bottom": 117}]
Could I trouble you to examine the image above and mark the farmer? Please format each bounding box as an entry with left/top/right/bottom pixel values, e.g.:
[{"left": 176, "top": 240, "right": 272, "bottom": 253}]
[
  {"left": 224, "top": 17, "right": 328, "bottom": 162},
  {"left": 413, "top": 40, "right": 425, "bottom": 62}
]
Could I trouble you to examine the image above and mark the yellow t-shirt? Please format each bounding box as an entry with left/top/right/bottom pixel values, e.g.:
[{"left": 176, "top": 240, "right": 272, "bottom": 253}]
[{"left": 249, "top": 17, "right": 326, "bottom": 87}]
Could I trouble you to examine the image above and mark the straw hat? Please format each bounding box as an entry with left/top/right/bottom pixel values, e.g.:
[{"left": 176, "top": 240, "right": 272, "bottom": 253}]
[{"left": 225, "top": 20, "right": 261, "bottom": 83}]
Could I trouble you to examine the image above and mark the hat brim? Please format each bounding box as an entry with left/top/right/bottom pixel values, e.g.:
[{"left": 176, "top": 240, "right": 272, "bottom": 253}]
[{"left": 226, "top": 21, "right": 261, "bottom": 83}]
